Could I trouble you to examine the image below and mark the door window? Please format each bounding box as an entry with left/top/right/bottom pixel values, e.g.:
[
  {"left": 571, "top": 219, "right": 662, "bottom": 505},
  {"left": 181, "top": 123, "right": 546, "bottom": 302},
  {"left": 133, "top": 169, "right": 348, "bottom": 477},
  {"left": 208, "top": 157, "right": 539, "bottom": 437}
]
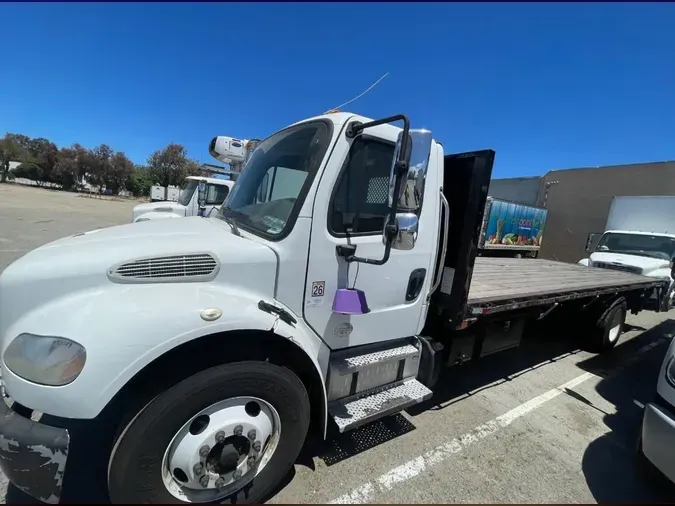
[
  {"left": 205, "top": 184, "right": 230, "bottom": 205},
  {"left": 329, "top": 137, "right": 394, "bottom": 236}
]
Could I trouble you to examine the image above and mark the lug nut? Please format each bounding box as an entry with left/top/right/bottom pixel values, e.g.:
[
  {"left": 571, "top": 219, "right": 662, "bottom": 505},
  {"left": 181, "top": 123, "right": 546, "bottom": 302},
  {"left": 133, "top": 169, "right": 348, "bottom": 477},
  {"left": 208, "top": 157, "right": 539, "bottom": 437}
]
[
  {"left": 215, "top": 477, "right": 226, "bottom": 489},
  {"left": 247, "top": 456, "right": 256, "bottom": 467},
  {"left": 252, "top": 440, "right": 261, "bottom": 452},
  {"left": 199, "top": 475, "right": 209, "bottom": 488},
  {"left": 234, "top": 425, "right": 243, "bottom": 436},
  {"left": 233, "top": 469, "right": 242, "bottom": 480},
  {"left": 193, "top": 463, "right": 203, "bottom": 475},
  {"left": 199, "top": 445, "right": 210, "bottom": 458},
  {"left": 247, "top": 429, "right": 256, "bottom": 441},
  {"left": 215, "top": 431, "right": 225, "bottom": 443}
]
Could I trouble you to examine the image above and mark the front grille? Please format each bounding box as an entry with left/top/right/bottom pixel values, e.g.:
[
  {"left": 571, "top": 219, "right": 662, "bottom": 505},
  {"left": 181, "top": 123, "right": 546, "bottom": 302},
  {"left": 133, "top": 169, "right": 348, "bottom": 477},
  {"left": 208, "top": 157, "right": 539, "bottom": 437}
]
[
  {"left": 594, "top": 262, "right": 642, "bottom": 275},
  {"left": 109, "top": 254, "right": 219, "bottom": 283}
]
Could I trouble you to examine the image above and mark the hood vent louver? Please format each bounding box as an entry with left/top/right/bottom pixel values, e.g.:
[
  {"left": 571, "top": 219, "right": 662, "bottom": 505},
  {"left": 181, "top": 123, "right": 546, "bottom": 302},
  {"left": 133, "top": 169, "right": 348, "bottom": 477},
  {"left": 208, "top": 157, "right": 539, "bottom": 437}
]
[{"left": 108, "top": 253, "right": 219, "bottom": 284}]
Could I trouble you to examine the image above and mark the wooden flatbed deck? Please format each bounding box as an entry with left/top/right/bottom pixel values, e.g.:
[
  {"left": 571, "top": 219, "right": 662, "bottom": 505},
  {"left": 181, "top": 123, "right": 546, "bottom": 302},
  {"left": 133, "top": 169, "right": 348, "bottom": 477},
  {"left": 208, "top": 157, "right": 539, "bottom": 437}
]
[{"left": 442, "top": 258, "right": 665, "bottom": 315}]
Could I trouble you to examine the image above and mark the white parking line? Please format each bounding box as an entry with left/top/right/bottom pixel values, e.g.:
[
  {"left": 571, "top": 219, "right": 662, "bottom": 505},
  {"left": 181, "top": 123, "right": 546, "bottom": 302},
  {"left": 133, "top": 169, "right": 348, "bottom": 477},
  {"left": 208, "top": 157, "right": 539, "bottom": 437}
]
[{"left": 329, "top": 371, "right": 596, "bottom": 504}]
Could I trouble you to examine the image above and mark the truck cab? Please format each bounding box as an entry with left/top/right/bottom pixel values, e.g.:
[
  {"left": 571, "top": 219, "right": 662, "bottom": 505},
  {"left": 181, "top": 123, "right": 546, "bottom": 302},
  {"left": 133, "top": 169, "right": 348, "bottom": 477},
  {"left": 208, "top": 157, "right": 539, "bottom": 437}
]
[
  {"left": 131, "top": 176, "right": 234, "bottom": 222},
  {"left": 579, "top": 196, "right": 675, "bottom": 310}
]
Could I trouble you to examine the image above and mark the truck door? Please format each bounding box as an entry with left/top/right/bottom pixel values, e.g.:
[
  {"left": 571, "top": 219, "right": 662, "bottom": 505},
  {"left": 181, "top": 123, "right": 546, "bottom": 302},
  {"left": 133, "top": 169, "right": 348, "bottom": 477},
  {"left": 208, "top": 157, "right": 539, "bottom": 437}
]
[
  {"left": 433, "top": 150, "right": 495, "bottom": 324},
  {"left": 303, "top": 124, "right": 441, "bottom": 350}
]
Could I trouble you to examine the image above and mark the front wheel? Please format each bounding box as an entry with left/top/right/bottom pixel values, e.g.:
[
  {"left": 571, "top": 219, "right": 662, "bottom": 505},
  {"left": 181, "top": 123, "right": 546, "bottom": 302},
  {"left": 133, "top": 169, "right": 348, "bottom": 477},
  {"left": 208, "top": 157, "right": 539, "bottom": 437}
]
[{"left": 108, "top": 361, "right": 310, "bottom": 504}]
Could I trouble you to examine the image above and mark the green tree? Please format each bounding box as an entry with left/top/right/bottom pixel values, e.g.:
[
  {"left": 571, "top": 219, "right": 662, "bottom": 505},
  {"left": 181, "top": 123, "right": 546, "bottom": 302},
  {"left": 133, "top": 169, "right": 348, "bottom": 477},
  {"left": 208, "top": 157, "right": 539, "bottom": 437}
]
[
  {"left": 147, "top": 143, "right": 194, "bottom": 199},
  {"left": 53, "top": 144, "right": 82, "bottom": 191},
  {"left": 126, "top": 165, "right": 154, "bottom": 197},
  {"left": 86, "top": 144, "right": 113, "bottom": 193},
  {"left": 0, "top": 133, "right": 31, "bottom": 183},
  {"left": 105, "top": 152, "right": 134, "bottom": 195}
]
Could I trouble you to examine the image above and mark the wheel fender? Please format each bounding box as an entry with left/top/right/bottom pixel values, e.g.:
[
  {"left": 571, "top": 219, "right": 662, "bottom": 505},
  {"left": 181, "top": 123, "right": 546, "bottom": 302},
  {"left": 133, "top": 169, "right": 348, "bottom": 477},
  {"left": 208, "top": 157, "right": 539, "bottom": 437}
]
[
  {"left": 272, "top": 315, "right": 330, "bottom": 438},
  {"left": 1, "top": 285, "right": 323, "bottom": 421}
]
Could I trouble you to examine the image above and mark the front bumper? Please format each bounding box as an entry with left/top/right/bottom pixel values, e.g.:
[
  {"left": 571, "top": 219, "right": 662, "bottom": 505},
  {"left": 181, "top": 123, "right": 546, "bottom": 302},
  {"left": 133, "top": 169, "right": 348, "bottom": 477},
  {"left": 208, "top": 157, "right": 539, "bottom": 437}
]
[
  {"left": 0, "top": 395, "right": 70, "bottom": 504},
  {"left": 641, "top": 397, "right": 675, "bottom": 484}
]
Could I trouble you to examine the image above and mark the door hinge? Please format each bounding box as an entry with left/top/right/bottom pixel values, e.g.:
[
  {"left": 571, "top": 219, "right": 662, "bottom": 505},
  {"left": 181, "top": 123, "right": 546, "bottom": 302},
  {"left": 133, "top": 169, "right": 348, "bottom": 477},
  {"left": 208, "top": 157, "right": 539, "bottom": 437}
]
[{"left": 258, "top": 300, "right": 297, "bottom": 326}]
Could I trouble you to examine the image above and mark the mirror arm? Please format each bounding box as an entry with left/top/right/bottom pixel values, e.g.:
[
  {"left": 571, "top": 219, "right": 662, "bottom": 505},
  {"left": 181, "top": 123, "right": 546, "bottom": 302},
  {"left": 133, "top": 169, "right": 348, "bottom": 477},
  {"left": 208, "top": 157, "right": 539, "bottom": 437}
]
[{"left": 342, "top": 114, "right": 411, "bottom": 266}]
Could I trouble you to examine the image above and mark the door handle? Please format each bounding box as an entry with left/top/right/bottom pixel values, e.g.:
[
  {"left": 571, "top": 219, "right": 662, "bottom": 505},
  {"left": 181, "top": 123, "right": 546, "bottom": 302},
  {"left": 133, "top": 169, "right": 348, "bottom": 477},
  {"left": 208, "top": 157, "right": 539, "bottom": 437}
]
[{"left": 406, "top": 268, "right": 427, "bottom": 302}]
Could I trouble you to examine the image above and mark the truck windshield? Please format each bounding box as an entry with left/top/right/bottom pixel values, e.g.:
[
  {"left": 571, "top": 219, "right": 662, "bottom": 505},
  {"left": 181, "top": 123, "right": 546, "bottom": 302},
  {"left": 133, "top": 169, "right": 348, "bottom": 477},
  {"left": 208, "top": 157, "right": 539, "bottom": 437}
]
[
  {"left": 217, "top": 121, "right": 331, "bottom": 238},
  {"left": 596, "top": 232, "right": 675, "bottom": 260},
  {"left": 178, "top": 181, "right": 198, "bottom": 206}
]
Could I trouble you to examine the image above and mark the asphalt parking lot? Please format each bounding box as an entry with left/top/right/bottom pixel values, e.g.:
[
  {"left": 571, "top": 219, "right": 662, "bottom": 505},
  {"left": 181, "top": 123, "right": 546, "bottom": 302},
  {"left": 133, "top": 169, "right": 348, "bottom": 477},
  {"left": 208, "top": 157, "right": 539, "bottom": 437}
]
[{"left": 1, "top": 183, "right": 674, "bottom": 503}]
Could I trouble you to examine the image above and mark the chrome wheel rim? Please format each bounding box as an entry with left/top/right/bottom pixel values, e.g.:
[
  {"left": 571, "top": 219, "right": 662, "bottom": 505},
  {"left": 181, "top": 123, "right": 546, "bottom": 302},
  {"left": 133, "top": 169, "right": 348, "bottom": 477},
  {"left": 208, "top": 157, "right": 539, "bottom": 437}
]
[{"left": 161, "top": 396, "right": 281, "bottom": 502}]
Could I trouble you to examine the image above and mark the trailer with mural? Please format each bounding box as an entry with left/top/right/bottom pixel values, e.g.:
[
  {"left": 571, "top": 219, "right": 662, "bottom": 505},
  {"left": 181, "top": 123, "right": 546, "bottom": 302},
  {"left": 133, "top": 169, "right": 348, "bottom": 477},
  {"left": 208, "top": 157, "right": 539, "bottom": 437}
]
[{"left": 479, "top": 197, "right": 548, "bottom": 258}]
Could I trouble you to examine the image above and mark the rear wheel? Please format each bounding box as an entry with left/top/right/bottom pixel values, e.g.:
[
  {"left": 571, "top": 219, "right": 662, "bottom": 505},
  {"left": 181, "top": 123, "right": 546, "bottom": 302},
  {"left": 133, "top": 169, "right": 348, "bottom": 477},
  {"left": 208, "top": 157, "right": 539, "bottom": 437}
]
[
  {"left": 586, "top": 298, "right": 627, "bottom": 353},
  {"left": 107, "top": 361, "right": 310, "bottom": 504}
]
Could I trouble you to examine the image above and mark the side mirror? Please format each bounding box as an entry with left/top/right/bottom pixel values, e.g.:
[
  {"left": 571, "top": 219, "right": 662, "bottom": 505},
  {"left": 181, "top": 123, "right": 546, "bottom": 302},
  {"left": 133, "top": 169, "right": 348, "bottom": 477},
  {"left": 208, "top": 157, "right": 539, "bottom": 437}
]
[
  {"left": 384, "top": 129, "right": 432, "bottom": 251},
  {"left": 385, "top": 212, "right": 419, "bottom": 251},
  {"left": 670, "top": 256, "right": 675, "bottom": 279},
  {"left": 388, "top": 129, "right": 433, "bottom": 213},
  {"left": 197, "top": 181, "right": 207, "bottom": 216},
  {"left": 585, "top": 232, "right": 600, "bottom": 253},
  {"left": 340, "top": 114, "right": 432, "bottom": 265}
]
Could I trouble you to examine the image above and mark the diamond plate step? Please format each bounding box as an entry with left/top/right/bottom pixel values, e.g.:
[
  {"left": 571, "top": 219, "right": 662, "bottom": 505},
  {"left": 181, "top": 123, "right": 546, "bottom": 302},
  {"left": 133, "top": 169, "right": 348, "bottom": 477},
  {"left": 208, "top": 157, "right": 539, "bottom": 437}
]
[
  {"left": 328, "top": 378, "right": 433, "bottom": 433},
  {"left": 331, "top": 344, "right": 419, "bottom": 376}
]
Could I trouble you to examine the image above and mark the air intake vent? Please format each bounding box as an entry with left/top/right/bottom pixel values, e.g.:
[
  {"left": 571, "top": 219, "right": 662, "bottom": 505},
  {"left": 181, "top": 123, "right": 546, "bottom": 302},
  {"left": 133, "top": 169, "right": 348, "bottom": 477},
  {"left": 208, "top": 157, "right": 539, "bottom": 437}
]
[{"left": 109, "top": 254, "right": 219, "bottom": 283}]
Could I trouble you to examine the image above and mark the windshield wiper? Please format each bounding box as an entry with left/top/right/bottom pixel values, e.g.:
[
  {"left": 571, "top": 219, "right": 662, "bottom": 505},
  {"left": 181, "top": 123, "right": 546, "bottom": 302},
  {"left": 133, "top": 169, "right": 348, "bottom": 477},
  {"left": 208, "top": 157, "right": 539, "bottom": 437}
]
[
  {"left": 220, "top": 208, "right": 242, "bottom": 237},
  {"left": 224, "top": 215, "right": 242, "bottom": 237}
]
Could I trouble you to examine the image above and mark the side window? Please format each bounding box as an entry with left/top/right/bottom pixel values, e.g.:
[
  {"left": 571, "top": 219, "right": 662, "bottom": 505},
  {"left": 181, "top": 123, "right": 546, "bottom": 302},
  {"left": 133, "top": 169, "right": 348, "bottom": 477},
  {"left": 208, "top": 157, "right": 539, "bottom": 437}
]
[
  {"left": 329, "top": 138, "right": 394, "bottom": 236},
  {"left": 205, "top": 184, "right": 230, "bottom": 205}
]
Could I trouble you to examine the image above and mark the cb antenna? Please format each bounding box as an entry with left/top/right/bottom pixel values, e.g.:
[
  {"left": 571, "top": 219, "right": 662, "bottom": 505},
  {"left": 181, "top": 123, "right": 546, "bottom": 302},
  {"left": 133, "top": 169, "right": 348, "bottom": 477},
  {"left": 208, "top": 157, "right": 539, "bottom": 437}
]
[{"left": 324, "top": 72, "right": 389, "bottom": 113}]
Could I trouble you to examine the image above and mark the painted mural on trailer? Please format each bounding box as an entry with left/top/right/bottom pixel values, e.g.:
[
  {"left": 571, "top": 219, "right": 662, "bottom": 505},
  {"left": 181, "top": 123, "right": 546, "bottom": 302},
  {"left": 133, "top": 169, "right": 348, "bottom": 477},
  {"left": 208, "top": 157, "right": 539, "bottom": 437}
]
[{"left": 485, "top": 200, "right": 548, "bottom": 247}]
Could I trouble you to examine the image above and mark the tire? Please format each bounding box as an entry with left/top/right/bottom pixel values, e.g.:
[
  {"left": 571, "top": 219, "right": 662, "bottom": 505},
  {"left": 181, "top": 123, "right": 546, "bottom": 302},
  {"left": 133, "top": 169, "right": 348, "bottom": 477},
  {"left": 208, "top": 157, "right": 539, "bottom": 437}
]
[
  {"left": 586, "top": 297, "right": 627, "bottom": 353},
  {"left": 107, "top": 361, "right": 310, "bottom": 504}
]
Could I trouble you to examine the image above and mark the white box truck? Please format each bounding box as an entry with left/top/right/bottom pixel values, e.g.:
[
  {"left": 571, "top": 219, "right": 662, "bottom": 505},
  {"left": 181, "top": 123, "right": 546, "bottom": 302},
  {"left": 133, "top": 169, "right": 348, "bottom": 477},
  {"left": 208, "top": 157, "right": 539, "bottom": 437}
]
[
  {"left": 579, "top": 196, "right": 675, "bottom": 311},
  {"left": 0, "top": 112, "right": 671, "bottom": 504}
]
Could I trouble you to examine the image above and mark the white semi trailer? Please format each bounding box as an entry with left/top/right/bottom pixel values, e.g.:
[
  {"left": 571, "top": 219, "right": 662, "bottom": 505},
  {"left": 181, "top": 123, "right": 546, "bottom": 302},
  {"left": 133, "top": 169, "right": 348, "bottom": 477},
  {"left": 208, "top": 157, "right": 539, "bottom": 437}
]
[
  {"left": 579, "top": 195, "right": 675, "bottom": 311},
  {"left": 0, "top": 111, "right": 671, "bottom": 504}
]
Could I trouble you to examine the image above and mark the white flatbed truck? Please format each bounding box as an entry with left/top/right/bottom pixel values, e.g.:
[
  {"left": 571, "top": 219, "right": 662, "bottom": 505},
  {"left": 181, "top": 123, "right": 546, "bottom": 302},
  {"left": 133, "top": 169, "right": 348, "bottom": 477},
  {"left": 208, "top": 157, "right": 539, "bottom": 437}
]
[{"left": 0, "top": 111, "right": 671, "bottom": 504}]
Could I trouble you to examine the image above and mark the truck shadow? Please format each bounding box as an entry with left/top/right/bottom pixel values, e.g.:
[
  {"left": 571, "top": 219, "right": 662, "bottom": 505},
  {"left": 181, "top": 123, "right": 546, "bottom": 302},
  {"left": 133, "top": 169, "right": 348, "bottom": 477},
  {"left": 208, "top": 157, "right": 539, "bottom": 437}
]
[
  {"left": 306, "top": 319, "right": 599, "bottom": 472},
  {"left": 574, "top": 319, "right": 675, "bottom": 503},
  {"left": 302, "top": 319, "right": 675, "bottom": 481}
]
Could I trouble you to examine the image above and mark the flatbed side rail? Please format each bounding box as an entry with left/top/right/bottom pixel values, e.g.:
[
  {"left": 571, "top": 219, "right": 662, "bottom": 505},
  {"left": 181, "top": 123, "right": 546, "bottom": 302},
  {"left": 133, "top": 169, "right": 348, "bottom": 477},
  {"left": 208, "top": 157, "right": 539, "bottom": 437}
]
[{"left": 466, "top": 279, "right": 667, "bottom": 317}]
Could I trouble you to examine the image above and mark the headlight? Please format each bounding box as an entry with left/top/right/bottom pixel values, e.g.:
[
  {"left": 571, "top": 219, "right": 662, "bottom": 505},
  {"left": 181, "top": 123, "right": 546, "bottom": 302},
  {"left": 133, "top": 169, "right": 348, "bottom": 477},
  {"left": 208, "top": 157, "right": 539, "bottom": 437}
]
[{"left": 3, "top": 334, "right": 87, "bottom": 386}]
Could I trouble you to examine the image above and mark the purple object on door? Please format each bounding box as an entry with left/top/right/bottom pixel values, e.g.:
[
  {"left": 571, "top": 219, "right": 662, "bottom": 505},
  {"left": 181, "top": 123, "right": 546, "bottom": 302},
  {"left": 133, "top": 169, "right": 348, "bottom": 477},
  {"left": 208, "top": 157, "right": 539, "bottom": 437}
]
[{"left": 332, "top": 288, "right": 370, "bottom": 315}]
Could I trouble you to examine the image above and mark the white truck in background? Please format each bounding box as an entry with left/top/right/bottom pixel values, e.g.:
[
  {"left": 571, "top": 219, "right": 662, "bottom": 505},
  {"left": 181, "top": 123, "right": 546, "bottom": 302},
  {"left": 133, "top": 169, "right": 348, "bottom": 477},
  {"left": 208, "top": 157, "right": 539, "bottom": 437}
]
[
  {"left": 133, "top": 176, "right": 235, "bottom": 222},
  {"left": 0, "top": 111, "right": 669, "bottom": 504},
  {"left": 150, "top": 184, "right": 181, "bottom": 202},
  {"left": 131, "top": 137, "right": 261, "bottom": 223},
  {"left": 579, "top": 196, "right": 675, "bottom": 311}
]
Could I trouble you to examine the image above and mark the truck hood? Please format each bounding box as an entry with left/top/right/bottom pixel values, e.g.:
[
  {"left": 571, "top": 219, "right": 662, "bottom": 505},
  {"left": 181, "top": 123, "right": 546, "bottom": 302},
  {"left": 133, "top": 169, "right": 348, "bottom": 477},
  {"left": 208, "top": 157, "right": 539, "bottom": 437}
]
[
  {"left": 0, "top": 217, "right": 278, "bottom": 335},
  {"left": 590, "top": 251, "right": 671, "bottom": 276},
  {"left": 132, "top": 201, "right": 187, "bottom": 221}
]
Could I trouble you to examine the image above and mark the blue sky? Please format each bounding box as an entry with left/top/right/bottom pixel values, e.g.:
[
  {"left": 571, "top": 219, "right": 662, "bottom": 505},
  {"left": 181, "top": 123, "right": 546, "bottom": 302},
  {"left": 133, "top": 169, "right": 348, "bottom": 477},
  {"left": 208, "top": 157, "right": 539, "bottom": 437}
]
[{"left": 2, "top": 3, "right": 674, "bottom": 179}]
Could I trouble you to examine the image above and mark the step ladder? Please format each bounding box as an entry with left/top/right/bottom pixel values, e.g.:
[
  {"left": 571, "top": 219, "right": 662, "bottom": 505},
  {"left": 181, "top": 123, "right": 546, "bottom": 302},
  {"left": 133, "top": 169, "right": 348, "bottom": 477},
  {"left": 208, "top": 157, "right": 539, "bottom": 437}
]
[{"left": 326, "top": 340, "right": 433, "bottom": 432}]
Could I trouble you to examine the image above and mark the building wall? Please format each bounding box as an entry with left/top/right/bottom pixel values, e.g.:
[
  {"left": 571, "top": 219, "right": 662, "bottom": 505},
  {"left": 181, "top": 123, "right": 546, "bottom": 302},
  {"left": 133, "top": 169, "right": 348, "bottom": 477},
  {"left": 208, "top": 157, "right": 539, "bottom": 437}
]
[
  {"left": 487, "top": 176, "right": 541, "bottom": 206},
  {"left": 535, "top": 161, "right": 675, "bottom": 263}
]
